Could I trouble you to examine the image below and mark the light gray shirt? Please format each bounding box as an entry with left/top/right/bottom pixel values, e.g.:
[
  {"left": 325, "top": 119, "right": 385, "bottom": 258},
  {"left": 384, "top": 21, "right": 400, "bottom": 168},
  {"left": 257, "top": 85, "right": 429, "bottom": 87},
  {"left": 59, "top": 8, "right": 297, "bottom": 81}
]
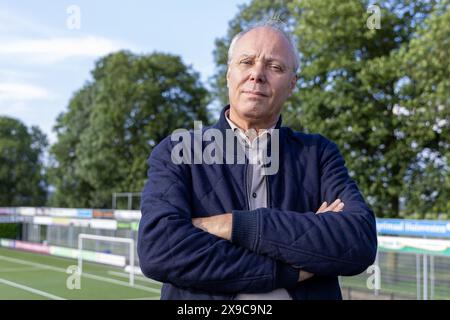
[{"left": 225, "top": 110, "right": 293, "bottom": 300}]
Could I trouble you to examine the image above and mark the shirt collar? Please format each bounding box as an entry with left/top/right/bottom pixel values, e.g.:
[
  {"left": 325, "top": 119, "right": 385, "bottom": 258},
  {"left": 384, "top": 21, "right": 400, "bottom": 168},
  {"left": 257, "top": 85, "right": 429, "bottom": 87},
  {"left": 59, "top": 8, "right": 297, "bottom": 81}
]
[{"left": 225, "top": 109, "right": 277, "bottom": 141}]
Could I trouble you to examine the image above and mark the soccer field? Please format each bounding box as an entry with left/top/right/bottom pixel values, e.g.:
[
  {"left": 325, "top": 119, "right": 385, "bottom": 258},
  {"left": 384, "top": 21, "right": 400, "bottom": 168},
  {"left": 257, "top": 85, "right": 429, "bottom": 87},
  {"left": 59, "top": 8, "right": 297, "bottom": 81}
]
[{"left": 0, "top": 247, "right": 162, "bottom": 300}]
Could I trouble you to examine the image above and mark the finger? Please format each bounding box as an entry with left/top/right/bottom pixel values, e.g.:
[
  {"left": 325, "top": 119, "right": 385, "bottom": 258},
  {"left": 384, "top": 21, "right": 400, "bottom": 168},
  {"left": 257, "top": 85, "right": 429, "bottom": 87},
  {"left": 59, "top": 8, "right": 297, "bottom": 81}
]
[
  {"left": 335, "top": 202, "right": 344, "bottom": 212},
  {"left": 299, "top": 270, "right": 314, "bottom": 281},
  {"left": 316, "top": 201, "right": 327, "bottom": 213},
  {"left": 325, "top": 199, "right": 341, "bottom": 211},
  {"left": 192, "top": 218, "right": 203, "bottom": 228},
  {"left": 319, "top": 201, "right": 328, "bottom": 211},
  {"left": 330, "top": 200, "right": 343, "bottom": 212},
  {"left": 329, "top": 202, "right": 344, "bottom": 213}
]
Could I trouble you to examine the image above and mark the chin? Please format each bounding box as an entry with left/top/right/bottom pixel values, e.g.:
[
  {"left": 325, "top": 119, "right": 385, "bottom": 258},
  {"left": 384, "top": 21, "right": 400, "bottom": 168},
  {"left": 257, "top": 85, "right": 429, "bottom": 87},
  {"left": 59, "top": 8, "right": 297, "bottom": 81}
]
[
  {"left": 241, "top": 106, "right": 269, "bottom": 121},
  {"left": 242, "top": 100, "right": 267, "bottom": 112},
  {"left": 240, "top": 101, "right": 260, "bottom": 110}
]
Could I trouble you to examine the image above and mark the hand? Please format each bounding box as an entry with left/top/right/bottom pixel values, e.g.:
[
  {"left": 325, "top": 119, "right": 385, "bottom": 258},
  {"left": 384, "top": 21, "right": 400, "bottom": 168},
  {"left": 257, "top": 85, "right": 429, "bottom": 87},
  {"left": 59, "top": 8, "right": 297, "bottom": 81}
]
[
  {"left": 316, "top": 199, "right": 344, "bottom": 214},
  {"left": 297, "top": 199, "right": 345, "bottom": 282},
  {"left": 192, "top": 213, "right": 232, "bottom": 240},
  {"left": 298, "top": 270, "right": 314, "bottom": 282}
]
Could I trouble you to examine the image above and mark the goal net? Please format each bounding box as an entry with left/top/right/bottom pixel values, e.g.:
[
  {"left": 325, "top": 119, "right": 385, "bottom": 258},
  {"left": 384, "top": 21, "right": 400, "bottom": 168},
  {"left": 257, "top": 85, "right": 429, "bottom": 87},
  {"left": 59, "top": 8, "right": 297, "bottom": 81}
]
[{"left": 77, "top": 233, "right": 135, "bottom": 286}]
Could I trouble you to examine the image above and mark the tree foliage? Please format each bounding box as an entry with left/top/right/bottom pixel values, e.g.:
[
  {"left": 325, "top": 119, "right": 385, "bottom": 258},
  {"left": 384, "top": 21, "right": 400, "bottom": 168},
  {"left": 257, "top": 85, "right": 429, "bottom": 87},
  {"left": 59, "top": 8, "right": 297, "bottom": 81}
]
[
  {"left": 211, "top": 0, "right": 449, "bottom": 218},
  {"left": 49, "top": 51, "right": 210, "bottom": 208},
  {"left": 0, "top": 117, "right": 48, "bottom": 206}
]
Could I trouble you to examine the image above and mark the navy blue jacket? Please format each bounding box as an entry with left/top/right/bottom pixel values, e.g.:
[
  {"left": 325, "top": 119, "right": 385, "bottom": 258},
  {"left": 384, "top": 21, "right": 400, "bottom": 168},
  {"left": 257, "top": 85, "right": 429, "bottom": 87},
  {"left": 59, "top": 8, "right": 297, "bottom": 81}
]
[{"left": 138, "top": 105, "right": 377, "bottom": 300}]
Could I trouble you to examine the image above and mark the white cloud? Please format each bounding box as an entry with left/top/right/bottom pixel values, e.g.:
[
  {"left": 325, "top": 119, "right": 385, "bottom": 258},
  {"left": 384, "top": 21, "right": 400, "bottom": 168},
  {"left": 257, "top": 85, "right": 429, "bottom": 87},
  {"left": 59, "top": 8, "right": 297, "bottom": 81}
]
[
  {"left": 0, "top": 69, "right": 37, "bottom": 81},
  {"left": 0, "top": 82, "right": 51, "bottom": 102},
  {"left": 0, "top": 36, "right": 129, "bottom": 64},
  {"left": 0, "top": 5, "right": 132, "bottom": 64},
  {"left": 0, "top": 6, "right": 55, "bottom": 36},
  {"left": 0, "top": 83, "right": 58, "bottom": 144}
]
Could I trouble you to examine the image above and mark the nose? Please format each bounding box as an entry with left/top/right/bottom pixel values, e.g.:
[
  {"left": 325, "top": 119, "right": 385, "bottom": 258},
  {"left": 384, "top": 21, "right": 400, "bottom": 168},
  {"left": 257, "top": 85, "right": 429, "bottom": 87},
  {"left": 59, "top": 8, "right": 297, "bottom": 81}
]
[{"left": 248, "top": 62, "right": 266, "bottom": 84}]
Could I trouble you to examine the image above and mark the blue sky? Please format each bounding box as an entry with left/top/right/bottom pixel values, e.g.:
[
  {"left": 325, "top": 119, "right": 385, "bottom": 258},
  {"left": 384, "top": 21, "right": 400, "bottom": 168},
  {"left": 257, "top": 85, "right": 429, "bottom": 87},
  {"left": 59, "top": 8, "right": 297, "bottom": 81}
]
[{"left": 0, "top": 0, "right": 251, "bottom": 143}]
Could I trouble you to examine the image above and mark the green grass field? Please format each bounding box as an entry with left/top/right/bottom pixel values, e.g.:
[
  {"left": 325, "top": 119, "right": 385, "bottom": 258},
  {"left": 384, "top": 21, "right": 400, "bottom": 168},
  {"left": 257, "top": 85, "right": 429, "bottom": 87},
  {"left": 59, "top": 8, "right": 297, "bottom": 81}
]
[
  {"left": 0, "top": 247, "right": 162, "bottom": 300},
  {"left": 3, "top": 246, "right": 449, "bottom": 300}
]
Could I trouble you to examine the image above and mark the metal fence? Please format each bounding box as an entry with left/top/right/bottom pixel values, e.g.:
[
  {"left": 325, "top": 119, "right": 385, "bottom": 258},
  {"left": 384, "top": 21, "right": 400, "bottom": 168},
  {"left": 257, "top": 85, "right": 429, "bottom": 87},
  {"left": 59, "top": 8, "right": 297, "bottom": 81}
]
[
  {"left": 339, "top": 250, "right": 450, "bottom": 300},
  {"left": 21, "top": 223, "right": 140, "bottom": 265}
]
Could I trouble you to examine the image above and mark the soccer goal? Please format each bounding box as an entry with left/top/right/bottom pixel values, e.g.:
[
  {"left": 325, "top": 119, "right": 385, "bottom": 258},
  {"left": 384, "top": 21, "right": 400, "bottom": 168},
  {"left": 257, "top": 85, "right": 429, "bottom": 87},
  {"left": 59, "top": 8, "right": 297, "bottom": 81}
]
[{"left": 78, "top": 234, "right": 135, "bottom": 286}]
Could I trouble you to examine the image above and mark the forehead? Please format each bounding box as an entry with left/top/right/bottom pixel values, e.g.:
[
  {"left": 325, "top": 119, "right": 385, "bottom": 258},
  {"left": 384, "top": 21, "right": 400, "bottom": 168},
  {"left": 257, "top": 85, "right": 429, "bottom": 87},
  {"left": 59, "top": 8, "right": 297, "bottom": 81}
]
[{"left": 233, "top": 27, "right": 294, "bottom": 63}]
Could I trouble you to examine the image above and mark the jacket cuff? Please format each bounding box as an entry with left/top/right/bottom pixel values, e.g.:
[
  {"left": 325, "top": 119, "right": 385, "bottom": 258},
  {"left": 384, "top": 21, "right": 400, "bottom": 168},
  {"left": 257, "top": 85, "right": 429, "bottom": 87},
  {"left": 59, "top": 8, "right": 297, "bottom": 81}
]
[
  {"left": 275, "top": 262, "right": 299, "bottom": 289},
  {"left": 231, "top": 210, "right": 258, "bottom": 251}
]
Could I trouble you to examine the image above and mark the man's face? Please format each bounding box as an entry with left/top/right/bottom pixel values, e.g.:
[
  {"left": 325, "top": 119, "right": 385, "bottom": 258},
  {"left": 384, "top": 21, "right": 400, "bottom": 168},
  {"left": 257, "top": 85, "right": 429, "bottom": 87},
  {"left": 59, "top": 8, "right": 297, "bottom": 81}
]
[{"left": 226, "top": 27, "right": 297, "bottom": 125}]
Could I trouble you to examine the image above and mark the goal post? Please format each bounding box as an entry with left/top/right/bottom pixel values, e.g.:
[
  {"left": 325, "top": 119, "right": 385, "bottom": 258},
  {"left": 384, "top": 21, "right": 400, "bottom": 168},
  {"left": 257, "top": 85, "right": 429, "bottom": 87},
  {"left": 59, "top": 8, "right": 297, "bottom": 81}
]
[{"left": 78, "top": 234, "right": 135, "bottom": 286}]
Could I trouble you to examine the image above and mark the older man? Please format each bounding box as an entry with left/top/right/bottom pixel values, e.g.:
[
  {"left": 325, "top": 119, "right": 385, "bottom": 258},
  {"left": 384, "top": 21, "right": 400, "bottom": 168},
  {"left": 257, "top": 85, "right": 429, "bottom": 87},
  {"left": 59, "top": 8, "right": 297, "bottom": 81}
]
[{"left": 138, "top": 21, "right": 377, "bottom": 300}]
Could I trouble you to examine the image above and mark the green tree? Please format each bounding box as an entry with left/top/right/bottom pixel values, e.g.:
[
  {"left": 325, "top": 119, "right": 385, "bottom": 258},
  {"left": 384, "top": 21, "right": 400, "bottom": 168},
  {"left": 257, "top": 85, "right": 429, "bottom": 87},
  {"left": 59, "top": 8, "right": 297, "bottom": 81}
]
[
  {"left": 212, "top": 0, "right": 448, "bottom": 218},
  {"left": 49, "top": 51, "right": 210, "bottom": 208},
  {"left": 396, "top": 2, "right": 450, "bottom": 218},
  {"left": 47, "top": 85, "right": 96, "bottom": 208},
  {"left": 0, "top": 117, "right": 48, "bottom": 206}
]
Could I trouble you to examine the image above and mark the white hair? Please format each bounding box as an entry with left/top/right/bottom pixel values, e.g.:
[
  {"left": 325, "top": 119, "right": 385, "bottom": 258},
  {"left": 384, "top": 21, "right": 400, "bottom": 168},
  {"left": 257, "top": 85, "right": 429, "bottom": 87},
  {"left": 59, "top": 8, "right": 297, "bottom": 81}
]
[{"left": 227, "top": 20, "right": 300, "bottom": 74}]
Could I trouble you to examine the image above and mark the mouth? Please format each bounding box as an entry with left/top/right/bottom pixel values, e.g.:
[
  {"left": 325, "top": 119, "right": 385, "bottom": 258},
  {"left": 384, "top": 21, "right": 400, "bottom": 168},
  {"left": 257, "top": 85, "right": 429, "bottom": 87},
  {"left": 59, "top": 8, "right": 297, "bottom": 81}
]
[{"left": 242, "top": 90, "right": 268, "bottom": 97}]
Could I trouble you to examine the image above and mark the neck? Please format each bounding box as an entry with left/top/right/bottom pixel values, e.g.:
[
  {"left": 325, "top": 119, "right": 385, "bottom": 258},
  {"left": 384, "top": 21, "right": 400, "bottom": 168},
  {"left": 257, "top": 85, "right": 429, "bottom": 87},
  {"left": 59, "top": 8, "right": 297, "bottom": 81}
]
[{"left": 228, "top": 107, "right": 278, "bottom": 134}]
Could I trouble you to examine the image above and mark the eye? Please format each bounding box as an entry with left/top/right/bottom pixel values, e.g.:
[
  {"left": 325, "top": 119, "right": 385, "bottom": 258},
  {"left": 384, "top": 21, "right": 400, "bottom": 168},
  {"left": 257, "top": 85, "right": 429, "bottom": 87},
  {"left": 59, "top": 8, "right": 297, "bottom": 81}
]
[
  {"left": 269, "top": 64, "right": 283, "bottom": 72},
  {"left": 240, "top": 59, "right": 253, "bottom": 65}
]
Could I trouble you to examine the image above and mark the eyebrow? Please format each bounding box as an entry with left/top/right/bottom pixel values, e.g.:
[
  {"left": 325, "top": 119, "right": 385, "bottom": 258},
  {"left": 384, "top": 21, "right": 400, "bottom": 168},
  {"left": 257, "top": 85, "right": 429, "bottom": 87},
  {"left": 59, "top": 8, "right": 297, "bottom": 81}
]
[{"left": 237, "top": 54, "right": 288, "bottom": 69}]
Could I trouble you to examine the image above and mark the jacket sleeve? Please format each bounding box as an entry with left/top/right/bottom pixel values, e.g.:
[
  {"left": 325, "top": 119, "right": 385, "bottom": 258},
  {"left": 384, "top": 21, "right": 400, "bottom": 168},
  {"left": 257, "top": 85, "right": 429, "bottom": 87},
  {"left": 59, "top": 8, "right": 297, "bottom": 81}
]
[
  {"left": 137, "top": 137, "right": 299, "bottom": 294},
  {"left": 231, "top": 137, "right": 378, "bottom": 277}
]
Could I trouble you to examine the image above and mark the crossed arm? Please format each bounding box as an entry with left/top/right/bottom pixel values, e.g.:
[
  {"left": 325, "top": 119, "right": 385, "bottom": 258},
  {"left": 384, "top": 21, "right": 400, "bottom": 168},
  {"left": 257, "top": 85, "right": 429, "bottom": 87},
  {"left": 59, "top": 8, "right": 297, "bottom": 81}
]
[
  {"left": 138, "top": 137, "right": 377, "bottom": 293},
  {"left": 190, "top": 139, "right": 377, "bottom": 279},
  {"left": 192, "top": 199, "right": 345, "bottom": 282}
]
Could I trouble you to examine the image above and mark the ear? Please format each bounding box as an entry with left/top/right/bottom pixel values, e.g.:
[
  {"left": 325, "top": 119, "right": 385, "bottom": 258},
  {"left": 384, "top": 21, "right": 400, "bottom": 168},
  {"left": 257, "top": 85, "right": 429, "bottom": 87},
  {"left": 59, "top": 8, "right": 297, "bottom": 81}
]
[
  {"left": 287, "top": 74, "right": 297, "bottom": 97},
  {"left": 226, "top": 68, "right": 230, "bottom": 87}
]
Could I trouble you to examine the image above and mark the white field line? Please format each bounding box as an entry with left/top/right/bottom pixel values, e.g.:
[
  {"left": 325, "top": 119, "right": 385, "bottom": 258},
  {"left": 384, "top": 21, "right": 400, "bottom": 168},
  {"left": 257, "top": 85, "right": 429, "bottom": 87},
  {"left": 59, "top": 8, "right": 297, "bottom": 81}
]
[
  {"left": 0, "top": 266, "right": 42, "bottom": 273},
  {"left": 107, "top": 271, "right": 162, "bottom": 285},
  {"left": 0, "top": 255, "right": 160, "bottom": 294},
  {"left": 127, "top": 296, "right": 160, "bottom": 300},
  {"left": 0, "top": 278, "right": 65, "bottom": 300}
]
